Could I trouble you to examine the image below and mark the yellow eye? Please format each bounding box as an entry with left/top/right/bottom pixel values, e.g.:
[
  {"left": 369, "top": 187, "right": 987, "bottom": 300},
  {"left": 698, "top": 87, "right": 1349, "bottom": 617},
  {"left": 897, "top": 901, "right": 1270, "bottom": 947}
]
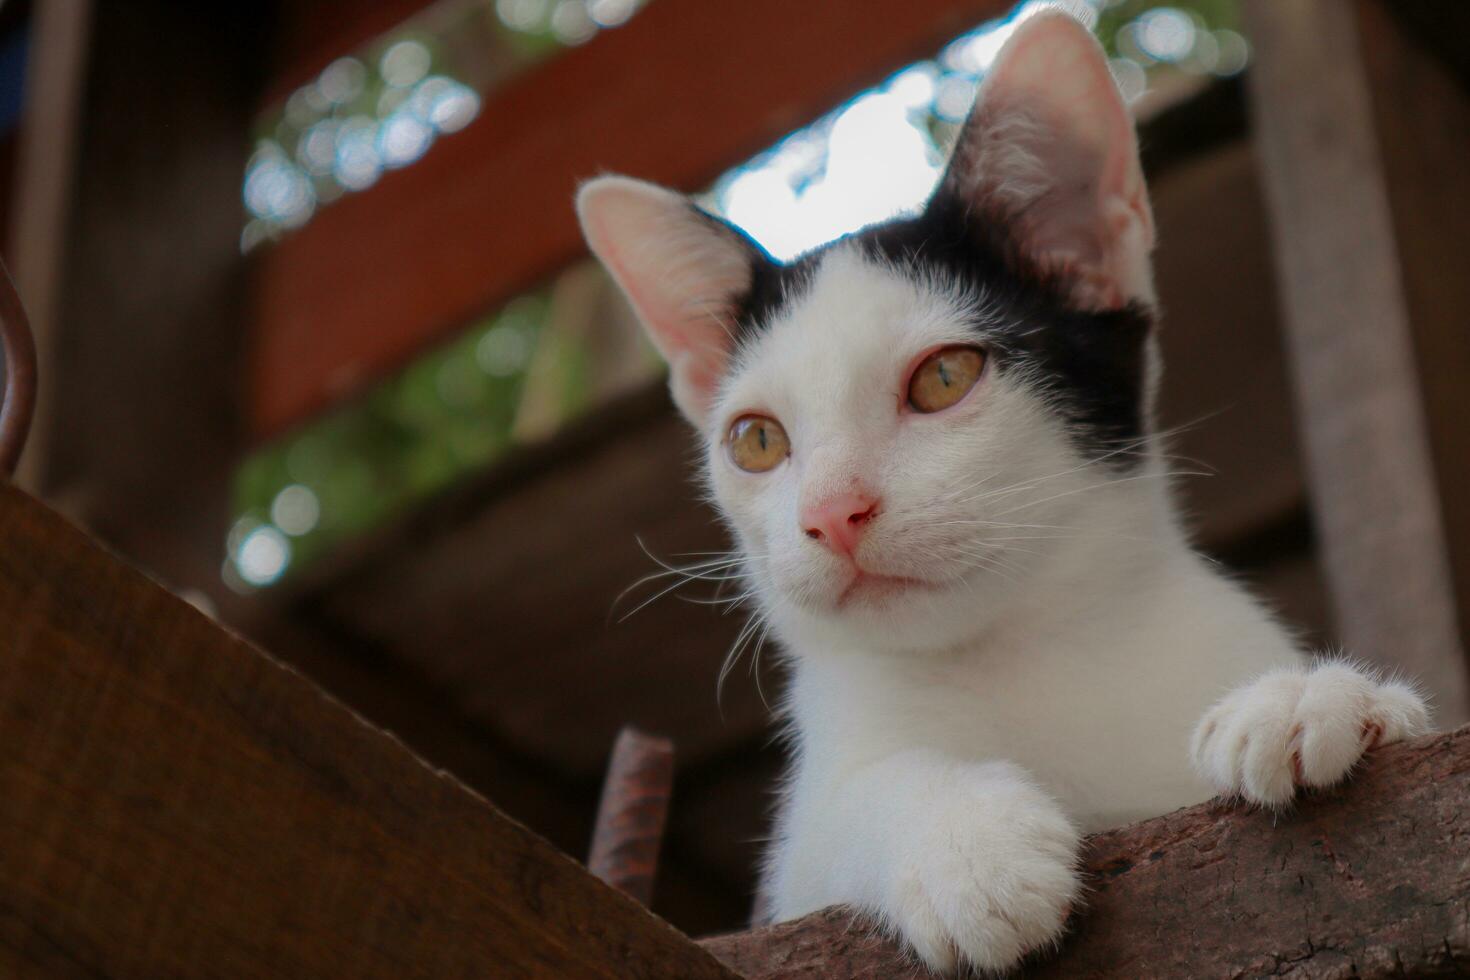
[
  {"left": 728, "top": 414, "right": 790, "bottom": 472},
  {"left": 907, "top": 345, "right": 985, "bottom": 413}
]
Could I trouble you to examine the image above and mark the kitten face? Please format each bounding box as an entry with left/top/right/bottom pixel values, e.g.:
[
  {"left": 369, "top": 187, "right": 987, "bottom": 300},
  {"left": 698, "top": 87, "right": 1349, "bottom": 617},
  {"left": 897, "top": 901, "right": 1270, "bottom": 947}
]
[
  {"left": 706, "top": 235, "right": 1150, "bottom": 652},
  {"left": 578, "top": 11, "right": 1158, "bottom": 653}
]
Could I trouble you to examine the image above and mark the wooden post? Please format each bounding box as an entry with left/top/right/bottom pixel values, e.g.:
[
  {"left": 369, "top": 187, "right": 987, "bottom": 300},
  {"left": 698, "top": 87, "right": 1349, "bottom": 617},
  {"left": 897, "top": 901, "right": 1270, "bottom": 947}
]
[
  {"left": 5, "top": 0, "right": 91, "bottom": 493},
  {"left": 1241, "top": 0, "right": 1470, "bottom": 724},
  {"left": 0, "top": 482, "right": 736, "bottom": 979}
]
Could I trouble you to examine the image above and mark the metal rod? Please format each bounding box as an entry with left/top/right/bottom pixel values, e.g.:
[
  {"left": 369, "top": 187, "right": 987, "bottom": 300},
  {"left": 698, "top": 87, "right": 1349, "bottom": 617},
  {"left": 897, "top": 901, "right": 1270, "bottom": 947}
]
[
  {"left": 587, "top": 726, "right": 675, "bottom": 907},
  {"left": 0, "top": 257, "right": 37, "bottom": 478}
]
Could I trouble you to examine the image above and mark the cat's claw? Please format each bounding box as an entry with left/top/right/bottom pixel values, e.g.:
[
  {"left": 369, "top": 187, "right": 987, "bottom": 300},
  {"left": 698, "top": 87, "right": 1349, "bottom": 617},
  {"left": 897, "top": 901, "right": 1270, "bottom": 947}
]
[{"left": 1190, "top": 661, "right": 1430, "bottom": 808}]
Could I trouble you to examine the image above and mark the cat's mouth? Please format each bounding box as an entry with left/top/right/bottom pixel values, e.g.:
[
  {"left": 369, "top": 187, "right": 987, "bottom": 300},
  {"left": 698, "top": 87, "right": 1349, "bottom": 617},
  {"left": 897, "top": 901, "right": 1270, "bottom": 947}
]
[{"left": 835, "top": 570, "right": 936, "bottom": 608}]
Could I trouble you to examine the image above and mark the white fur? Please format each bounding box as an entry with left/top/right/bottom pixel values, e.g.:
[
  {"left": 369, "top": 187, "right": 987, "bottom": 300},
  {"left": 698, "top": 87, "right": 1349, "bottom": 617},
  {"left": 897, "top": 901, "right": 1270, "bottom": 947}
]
[
  {"left": 578, "top": 12, "right": 1430, "bottom": 974},
  {"left": 701, "top": 250, "right": 1428, "bottom": 973}
]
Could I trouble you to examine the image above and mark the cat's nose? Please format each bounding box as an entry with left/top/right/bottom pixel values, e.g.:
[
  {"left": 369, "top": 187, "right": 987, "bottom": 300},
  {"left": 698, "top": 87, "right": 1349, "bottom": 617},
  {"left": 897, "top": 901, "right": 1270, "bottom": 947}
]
[{"left": 801, "top": 493, "right": 879, "bottom": 556}]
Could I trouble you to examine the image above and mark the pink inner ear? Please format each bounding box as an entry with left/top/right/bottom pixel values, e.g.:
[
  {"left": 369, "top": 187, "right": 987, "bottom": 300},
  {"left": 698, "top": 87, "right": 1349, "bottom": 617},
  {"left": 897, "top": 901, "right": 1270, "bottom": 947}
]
[
  {"left": 577, "top": 177, "right": 753, "bottom": 421},
  {"left": 587, "top": 213, "right": 705, "bottom": 363},
  {"left": 956, "top": 12, "right": 1155, "bottom": 308}
]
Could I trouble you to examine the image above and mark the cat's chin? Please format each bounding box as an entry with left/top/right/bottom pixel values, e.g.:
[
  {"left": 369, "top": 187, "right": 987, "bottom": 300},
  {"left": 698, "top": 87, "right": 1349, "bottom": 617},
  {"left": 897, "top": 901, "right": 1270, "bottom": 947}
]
[
  {"left": 834, "top": 571, "right": 938, "bottom": 610},
  {"left": 769, "top": 560, "right": 1026, "bottom": 654}
]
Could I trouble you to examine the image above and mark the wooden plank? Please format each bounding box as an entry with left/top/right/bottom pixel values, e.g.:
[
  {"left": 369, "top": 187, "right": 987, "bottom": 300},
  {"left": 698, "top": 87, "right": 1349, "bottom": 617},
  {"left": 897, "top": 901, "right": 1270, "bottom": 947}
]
[
  {"left": 249, "top": 0, "right": 1013, "bottom": 436},
  {"left": 702, "top": 726, "right": 1470, "bottom": 978},
  {"left": 0, "top": 481, "right": 736, "bottom": 979},
  {"left": 1355, "top": 0, "right": 1470, "bottom": 723},
  {"left": 1241, "top": 0, "right": 1470, "bottom": 724}
]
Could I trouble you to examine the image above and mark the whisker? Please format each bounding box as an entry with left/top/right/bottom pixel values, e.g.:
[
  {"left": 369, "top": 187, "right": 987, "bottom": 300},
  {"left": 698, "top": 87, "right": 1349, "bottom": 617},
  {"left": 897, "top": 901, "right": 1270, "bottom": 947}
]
[{"left": 994, "top": 469, "right": 1211, "bottom": 517}]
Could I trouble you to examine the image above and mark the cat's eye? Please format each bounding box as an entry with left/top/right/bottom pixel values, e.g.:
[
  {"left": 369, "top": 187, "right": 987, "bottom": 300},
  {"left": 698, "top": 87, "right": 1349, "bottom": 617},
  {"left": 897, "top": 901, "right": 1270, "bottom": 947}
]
[
  {"left": 728, "top": 414, "right": 790, "bottom": 472},
  {"left": 907, "top": 345, "right": 986, "bottom": 413}
]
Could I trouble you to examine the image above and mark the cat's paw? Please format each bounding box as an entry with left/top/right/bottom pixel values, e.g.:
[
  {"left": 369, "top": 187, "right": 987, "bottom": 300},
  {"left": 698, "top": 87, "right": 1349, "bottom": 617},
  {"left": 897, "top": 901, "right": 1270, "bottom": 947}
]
[
  {"left": 884, "top": 780, "right": 1081, "bottom": 974},
  {"left": 1190, "top": 661, "right": 1430, "bottom": 807}
]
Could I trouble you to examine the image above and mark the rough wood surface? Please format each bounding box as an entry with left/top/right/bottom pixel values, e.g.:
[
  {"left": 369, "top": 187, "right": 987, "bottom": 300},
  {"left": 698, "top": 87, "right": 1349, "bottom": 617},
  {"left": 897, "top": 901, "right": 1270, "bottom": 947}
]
[
  {"left": 1242, "top": 0, "right": 1470, "bottom": 724},
  {"left": 0, "top": 482, "right": 736, "bottom": 979},
  {"left": 701, "top": 727, "right": 1470, "bottom": 979}
]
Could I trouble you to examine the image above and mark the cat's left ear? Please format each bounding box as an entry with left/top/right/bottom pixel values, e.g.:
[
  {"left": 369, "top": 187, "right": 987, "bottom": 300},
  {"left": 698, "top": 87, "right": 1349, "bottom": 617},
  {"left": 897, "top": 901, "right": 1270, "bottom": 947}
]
[
  {"left": 577, "top": 176, "right": 764, "bottom": 427},
  {"left": 934, "top": 11, "right": 1155, "bottom": 309}
]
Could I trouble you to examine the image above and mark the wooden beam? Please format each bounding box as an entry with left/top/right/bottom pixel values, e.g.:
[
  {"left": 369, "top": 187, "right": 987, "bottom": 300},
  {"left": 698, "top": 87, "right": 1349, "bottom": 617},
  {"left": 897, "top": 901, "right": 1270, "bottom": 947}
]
[
  {"left": 0, "top": 481, "right": 736, "bottom": 979},
  {"left": 702, "top": 727, "right": 1470, "bottom": 978},
  {"left": 1241, "top": 0, "right": 1470, "bottom": 724},
  {"left": 249, "top": 0, "right": 1013, "bottom": 437}
]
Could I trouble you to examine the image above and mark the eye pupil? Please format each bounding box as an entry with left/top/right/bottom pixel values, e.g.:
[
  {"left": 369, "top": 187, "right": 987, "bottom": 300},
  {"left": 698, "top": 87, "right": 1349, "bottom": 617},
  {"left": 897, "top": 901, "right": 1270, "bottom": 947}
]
[
  {"left": 728, "top": 414, "right": 789, "bottom": 472},
  {"left": 907, "top": 345, "right": 985, "bottom": 413}
]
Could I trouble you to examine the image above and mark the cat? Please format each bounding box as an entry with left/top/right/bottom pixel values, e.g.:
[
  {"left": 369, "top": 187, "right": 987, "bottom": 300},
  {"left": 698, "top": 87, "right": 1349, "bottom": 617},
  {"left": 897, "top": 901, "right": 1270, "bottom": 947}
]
[{"left": 577, "top": 11, "right": 1430, "bottom": 974}]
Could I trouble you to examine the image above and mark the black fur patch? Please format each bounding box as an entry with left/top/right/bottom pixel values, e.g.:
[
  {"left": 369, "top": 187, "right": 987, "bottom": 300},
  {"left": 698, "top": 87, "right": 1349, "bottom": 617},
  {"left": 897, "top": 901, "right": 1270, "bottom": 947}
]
[{"left": 722, "top": 190, "right": 1153, "bottom": 468}]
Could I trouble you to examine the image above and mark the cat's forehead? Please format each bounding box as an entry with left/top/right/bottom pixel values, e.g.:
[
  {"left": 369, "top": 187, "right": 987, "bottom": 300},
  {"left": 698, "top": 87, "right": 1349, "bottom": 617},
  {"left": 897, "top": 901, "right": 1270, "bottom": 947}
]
[{"left": 727, "top": 245, "right": 978, "bottom": 397}]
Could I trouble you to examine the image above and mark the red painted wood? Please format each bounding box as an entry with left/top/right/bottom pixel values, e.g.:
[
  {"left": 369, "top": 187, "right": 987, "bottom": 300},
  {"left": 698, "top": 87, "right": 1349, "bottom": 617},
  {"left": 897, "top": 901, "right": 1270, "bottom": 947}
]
[
  {"left": 249, "top": 0, "right": 1012, "bottom": 437},
  {"left": 266, "top": 0, "right": 433, "bottom": 107}
]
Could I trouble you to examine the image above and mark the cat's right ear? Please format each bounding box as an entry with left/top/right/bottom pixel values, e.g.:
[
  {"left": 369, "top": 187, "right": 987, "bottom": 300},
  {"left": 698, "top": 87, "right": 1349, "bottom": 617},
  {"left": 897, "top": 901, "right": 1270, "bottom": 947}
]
[
  {"left": 931, "top": 12, "right": 1155, "bottom": 310},
  {"left": 577, "top": 176, "right": 762, "bottom": 427}
]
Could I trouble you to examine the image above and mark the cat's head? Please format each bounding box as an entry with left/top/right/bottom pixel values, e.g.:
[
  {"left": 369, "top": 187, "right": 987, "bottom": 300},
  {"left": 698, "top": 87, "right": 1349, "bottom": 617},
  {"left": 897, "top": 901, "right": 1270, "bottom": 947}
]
[{"left": 579, "top": 13, "right": 1164, "bottom": 652}]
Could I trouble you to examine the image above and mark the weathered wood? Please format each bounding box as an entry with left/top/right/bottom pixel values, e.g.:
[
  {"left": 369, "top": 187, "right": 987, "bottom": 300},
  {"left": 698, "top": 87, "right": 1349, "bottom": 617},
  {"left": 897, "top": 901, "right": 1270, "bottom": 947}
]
[
  {"left": 588, "top": 726, "right": 675, "bottom": 907},
  {"left": 250, "top": 0, "right": 1014, "bottom": 435},
  {"left": 1241, "top": 0, "right": 1470, "bottom": 724},
  {"left": 0, "top": 481, "right": 737, "bottom": 979},
  {"left": 701, "top": 727, "right": 1470, "bottom": 978}
]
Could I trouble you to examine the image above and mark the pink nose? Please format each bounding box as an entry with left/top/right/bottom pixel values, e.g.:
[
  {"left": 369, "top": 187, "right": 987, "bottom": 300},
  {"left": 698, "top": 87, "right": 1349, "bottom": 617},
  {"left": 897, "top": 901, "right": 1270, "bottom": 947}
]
[{"left": 801, "top": 493, "right": 879, "bottom": 556}]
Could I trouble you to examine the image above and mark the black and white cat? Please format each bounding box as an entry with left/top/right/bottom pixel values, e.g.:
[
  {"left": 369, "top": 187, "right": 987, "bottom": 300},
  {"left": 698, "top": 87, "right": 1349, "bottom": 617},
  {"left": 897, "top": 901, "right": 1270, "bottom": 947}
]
[{"left": 577, "top": 11, "right": 1429, "bottom": 974}]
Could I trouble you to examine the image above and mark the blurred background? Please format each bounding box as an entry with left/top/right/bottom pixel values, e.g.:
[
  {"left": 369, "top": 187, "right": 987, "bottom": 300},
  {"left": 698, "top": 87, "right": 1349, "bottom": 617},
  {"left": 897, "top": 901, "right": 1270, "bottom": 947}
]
[{"left": 2, "top": 0, "right": 1467, "bottom": 936}]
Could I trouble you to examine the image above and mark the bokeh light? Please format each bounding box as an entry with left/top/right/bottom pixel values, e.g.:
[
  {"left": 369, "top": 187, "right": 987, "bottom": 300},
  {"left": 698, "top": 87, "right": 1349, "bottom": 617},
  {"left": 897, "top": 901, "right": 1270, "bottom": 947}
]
[
  {"left": 1135, "top": 7, "right": 1196, "bottom": 61},
  {"left": 550, "top": 0, "right": 598, "bottom": 45},
  {"left": 496, "top": 0, "right": 549, "bottom": 33},
  {"left": 235, "top": 525, "right": 292, "bottom": 587},
  {"left": 380, "top": 40, "right": 432, "bottom": 88},
  {"left": 271, "top": 484, "right": 322, "bottom": 537}
]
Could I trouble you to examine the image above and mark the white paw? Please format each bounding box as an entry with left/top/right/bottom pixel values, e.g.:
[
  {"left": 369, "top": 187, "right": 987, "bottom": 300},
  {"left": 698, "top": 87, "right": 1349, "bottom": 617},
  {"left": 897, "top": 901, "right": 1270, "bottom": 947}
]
[
  {"left": 884, "top": 776, "right": 1080, "bottom": 974},
  {"left": 1190, "top": 661, "right": 1430, "bottom": 807}
]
